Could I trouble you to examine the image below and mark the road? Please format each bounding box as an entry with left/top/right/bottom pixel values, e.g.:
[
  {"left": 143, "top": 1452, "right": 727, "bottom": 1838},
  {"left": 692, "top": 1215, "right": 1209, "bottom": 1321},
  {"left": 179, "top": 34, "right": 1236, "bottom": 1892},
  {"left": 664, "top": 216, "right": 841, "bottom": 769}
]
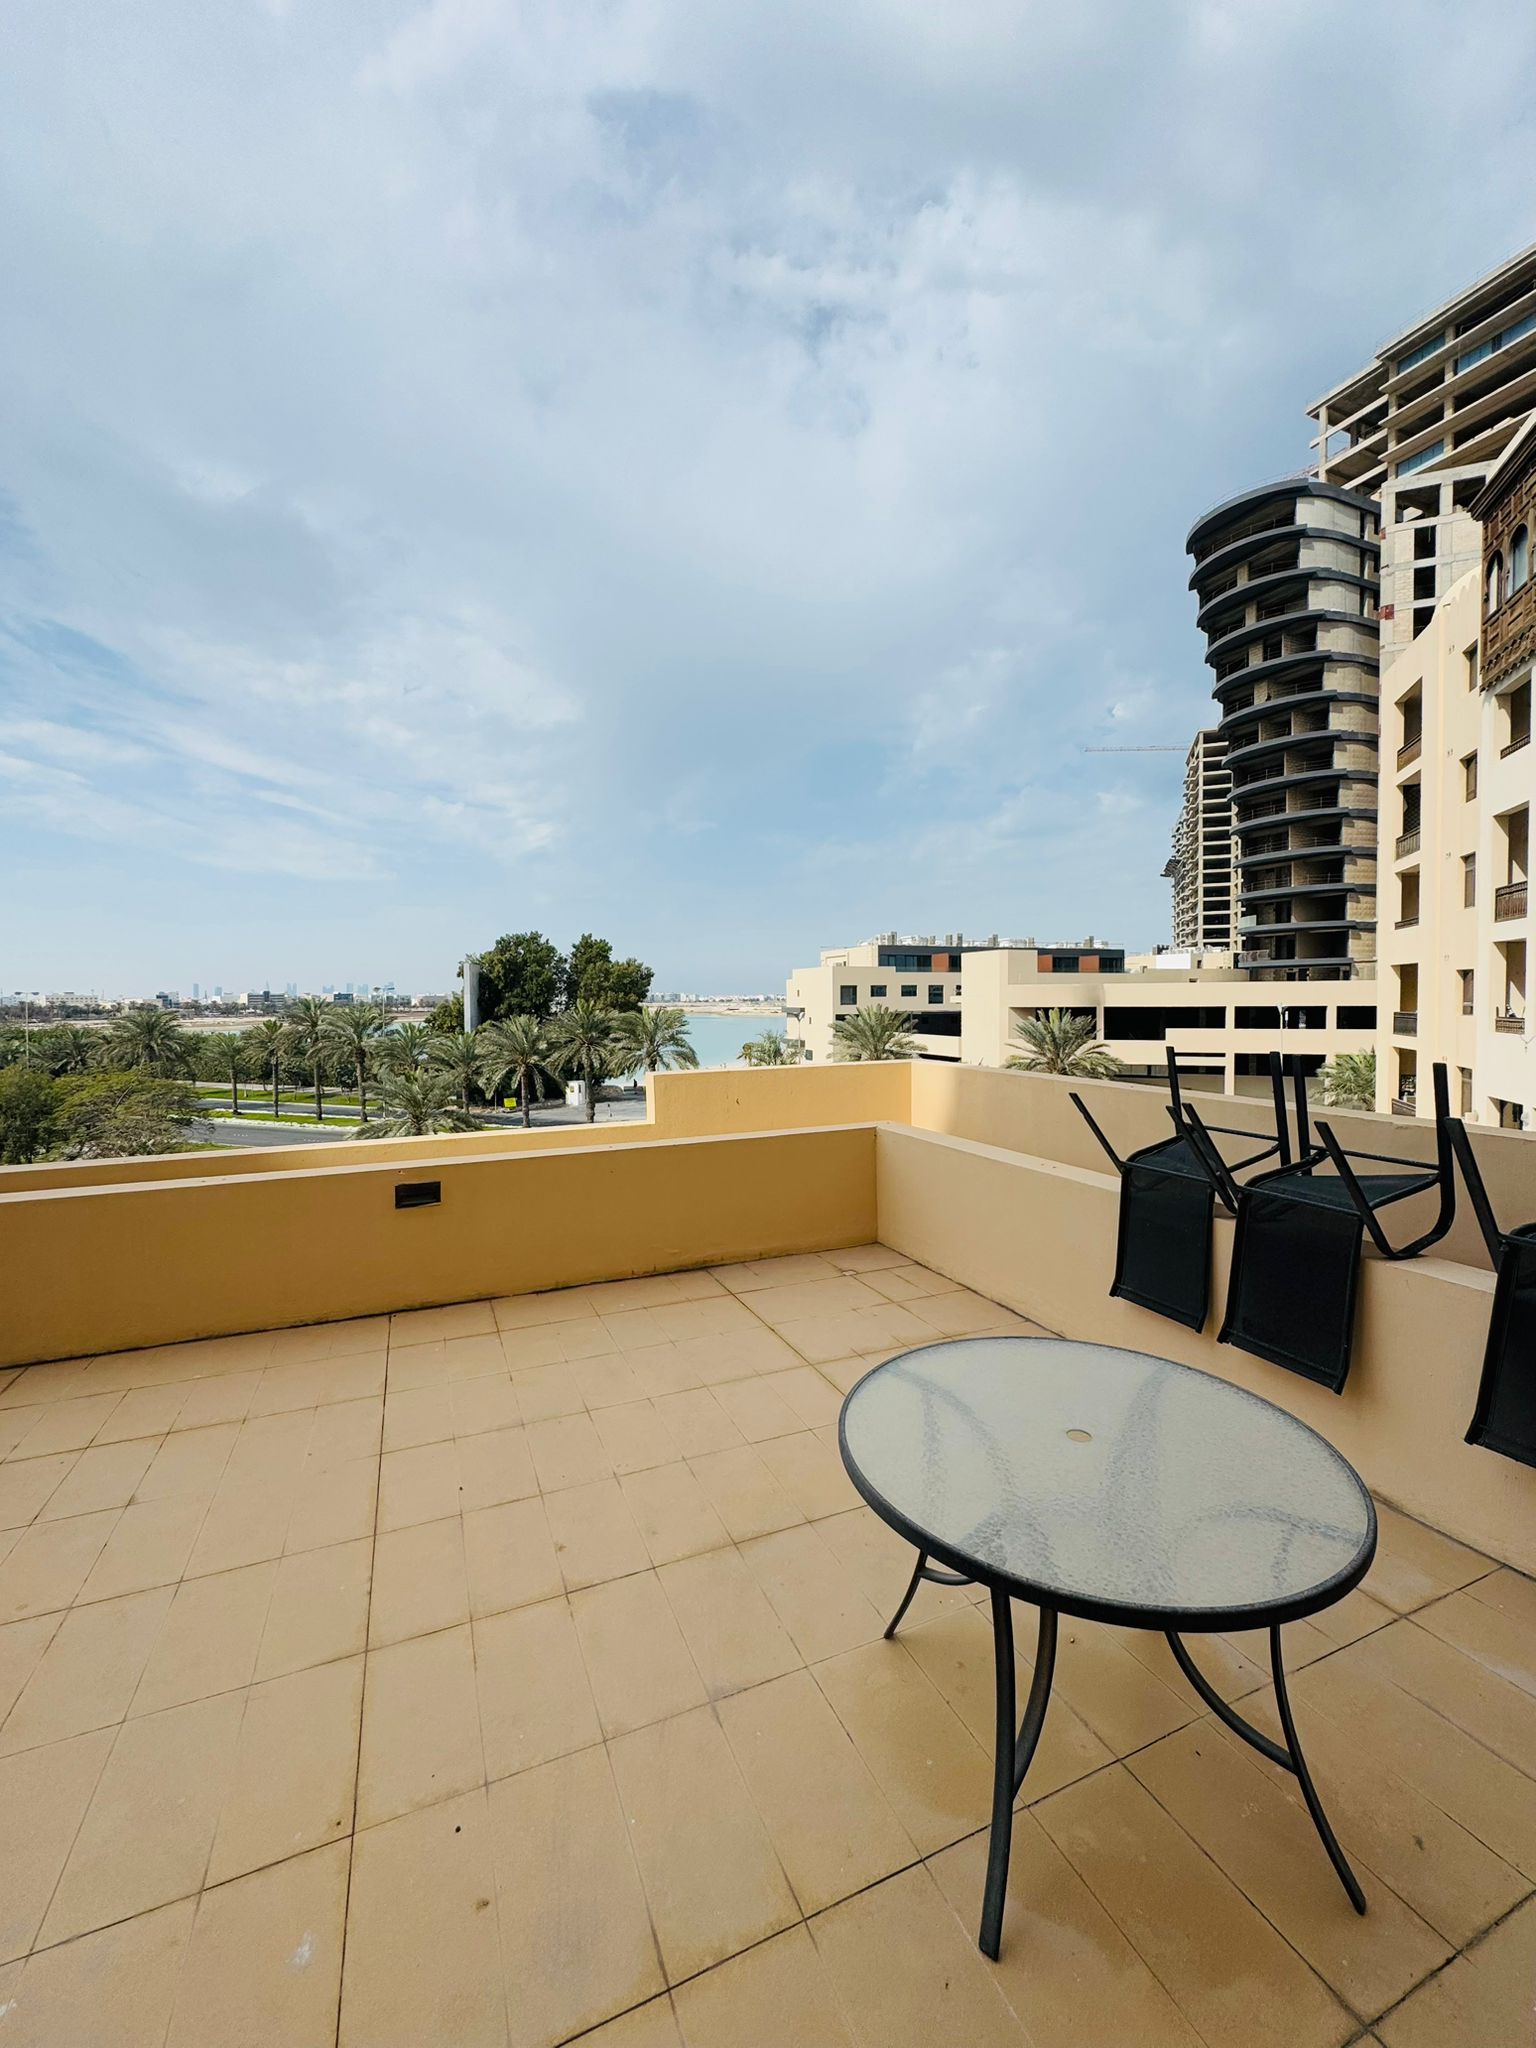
[{"left": 196, "top": 1093, "right": 651, "bottom": 1147}]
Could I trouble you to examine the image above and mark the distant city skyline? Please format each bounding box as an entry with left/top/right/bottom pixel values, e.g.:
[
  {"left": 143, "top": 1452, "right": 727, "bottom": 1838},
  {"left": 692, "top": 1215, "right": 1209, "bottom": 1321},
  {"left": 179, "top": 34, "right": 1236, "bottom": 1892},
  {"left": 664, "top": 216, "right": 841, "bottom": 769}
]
[{"left": 5, "top": 5, "right": 1536, "bottom": 992}]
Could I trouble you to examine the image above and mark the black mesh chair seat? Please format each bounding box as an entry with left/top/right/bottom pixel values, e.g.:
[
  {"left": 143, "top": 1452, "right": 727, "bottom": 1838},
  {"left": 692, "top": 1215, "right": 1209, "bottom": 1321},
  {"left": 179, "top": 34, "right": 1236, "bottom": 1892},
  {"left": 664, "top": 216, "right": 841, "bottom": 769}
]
[
  {"left": 1274, "top": 1172, "right": 1435, "bottom": 1212},
  {"left": 1447, "top": 1125, "right": 1536, "bottom": 1471}
]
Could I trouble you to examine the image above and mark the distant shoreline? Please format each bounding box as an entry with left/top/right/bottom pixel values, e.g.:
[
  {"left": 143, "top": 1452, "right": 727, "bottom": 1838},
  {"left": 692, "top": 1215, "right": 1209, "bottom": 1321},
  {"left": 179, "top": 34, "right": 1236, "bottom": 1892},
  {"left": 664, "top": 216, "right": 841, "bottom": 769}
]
[{"left": 662, "top": 1002, "right": 784, "bottom": 1018}]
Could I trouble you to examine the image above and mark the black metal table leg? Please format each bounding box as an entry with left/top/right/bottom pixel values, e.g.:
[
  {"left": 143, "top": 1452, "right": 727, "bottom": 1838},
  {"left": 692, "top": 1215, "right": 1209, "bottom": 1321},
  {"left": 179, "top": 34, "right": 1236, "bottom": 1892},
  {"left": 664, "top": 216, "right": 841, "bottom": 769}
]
[
  {"left": 1165, "top": 1626, "right": 1366, "bottom": 1915},
  {"left": 979, "top": 1590, "right": 1057, "bottom": 1960},
  {"left": 884, "top": 1549, "right": 975, "bottom": 1640}
]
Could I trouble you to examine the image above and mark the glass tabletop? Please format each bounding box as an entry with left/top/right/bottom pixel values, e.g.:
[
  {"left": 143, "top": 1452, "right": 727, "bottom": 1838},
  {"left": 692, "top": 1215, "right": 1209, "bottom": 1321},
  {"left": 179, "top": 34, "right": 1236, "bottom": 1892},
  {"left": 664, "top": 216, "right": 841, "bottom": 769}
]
[{"left": 839, "top": 1337, "right": 1375, "bottom": 1627}]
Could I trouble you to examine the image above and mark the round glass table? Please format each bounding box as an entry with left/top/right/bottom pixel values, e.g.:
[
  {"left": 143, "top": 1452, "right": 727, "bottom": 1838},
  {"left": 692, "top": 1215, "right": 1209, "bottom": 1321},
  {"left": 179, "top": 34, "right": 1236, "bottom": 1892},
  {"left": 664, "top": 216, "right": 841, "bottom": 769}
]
[{"left": 839, "top": 1335, "right": 1377, "bottom": 1960}]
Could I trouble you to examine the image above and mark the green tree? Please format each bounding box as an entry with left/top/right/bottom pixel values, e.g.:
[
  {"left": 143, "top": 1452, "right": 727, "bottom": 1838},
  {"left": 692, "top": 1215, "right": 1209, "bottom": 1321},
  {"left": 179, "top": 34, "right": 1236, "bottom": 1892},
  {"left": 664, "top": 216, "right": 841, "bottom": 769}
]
[
  {"left": 355, "top": 1071, "right": 486, "bottom": 1139},
  {"left": 740, "top": 1031, "right": 800, "bottom": 1066},
  {"left": 563, "top": 934, "right": 652, "bottom": 1012},
  {"left": 831, "top": 1007, "right": 920, "bottom": 1062},
  {"left": 104, "top": 1008, "right": 191, "bottom": 1075},
  {"left": 53, "top": 1073, "right": 201, "bottom": 1158},
  {"left": 1005, "top": 1009, "right": 1125, "bottom": 1078},
  {"left": 0, "top": 1068, "right": 61, "bottom": 1162},
  {"left": 282, "top": 996, "right": 335, "bottom": 1122},
  {"left": 246, "top": 1019, "right": 288, "bottom": 1117},
  {"left": 1320, "top": 1050, "right": 1376, "bottom": 1110},
  {"left": 200, "top": 1030, "right": 251, "bottom": 1116},
  {"left": 424, "top": 996, "right": 465, "bottom": 1037},
  {"left": 33, "top": 1025, "right": 99, "bottom": 1075},
  {"left": 477, "top": 1015, "right": 553, "bottom": 1128},
  {"left": 615, "top": 1007, "right": 698, "bottom": 1080},
  {"left": 474, "top": 932, "right": 565, "bottom": 1024},
  {"left": 377, "top": 1022, "right": 433, "bottom": 1075},
  {"left": 323, "top": 1002, "right": 387, "bottom": 1123},
  {"left": 427, "top": 1030, "right": 484, "bottom": 1111},
  {"left": 547, "top": 999, "right": 618, "bottom": 1123}
]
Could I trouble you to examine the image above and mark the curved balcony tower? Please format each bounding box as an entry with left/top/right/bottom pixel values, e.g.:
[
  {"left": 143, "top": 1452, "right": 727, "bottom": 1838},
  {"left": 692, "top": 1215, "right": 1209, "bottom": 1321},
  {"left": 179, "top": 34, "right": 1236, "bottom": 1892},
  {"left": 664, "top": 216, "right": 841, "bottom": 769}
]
[{"left": 1187, "top": 478, "right": 1381, "bottom": 981}]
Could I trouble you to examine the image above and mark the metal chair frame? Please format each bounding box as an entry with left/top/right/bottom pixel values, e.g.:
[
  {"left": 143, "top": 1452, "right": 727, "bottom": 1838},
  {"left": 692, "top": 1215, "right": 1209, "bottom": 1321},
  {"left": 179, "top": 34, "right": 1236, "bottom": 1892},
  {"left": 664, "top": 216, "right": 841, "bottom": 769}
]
[{"left": 1073, "top": 1049, "right": 1295, "bottom": 1216}]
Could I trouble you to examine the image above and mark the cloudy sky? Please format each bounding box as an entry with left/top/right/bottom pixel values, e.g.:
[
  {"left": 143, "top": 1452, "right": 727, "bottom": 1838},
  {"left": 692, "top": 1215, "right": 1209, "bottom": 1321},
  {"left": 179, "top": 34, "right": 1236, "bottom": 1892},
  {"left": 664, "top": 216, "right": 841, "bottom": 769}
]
[{"left": 3, "top": 1, "right": 1535, "bottom": 995}]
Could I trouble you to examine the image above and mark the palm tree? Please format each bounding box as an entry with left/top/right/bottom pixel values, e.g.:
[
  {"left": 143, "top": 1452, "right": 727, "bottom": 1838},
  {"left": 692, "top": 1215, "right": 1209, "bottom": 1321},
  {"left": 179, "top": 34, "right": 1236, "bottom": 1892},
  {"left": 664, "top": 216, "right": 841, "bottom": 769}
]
[
  {"left": 246, "top": 1019, "right": 287, "bottom": 1117},
  {"left": 323, "top": 1002, "right": 386, "bottom": 1122},
  {"left": 377, "top": 1022, "right": 433, "bottom": 1076},
  {"left": 615, "top": 1007, "right": 699, "bottom": 1081},
  {"left": 1321, "top": 1050, "right": 1376, "bottom": 1110},
  {"left": 1005, "top": 1009, "right": 1125, "bottom": 1078},
  {"left": 34, "top": 1025, "right": 98, "bottom": 1075},
  {"left": 104, "top": 1008, "right": 191, "bottom": 1075},
  {"left": 201, "top": 1030, "right": 250, "bottom": 1116},
  {"left": 740, "top": 1030, "right": 800, "bottom": 1066},
  {"left": 282, "top": 996, "right": 334, "bottom": 1122},
  {"left": 547, "top": 999, "right": 618, "bottom": 1123},
  {"left": 831, "top": 1006, "right": 920, "bottom": 1062},
  {"left": 427, "top": 1030, "right": 484, "bottom": 1112},
  {"left": 355, "top": 1071, "right": 487, "bottom": 1139},
  {"left": 478, "top": 1015, "right": 552, "bottom": 1128}
]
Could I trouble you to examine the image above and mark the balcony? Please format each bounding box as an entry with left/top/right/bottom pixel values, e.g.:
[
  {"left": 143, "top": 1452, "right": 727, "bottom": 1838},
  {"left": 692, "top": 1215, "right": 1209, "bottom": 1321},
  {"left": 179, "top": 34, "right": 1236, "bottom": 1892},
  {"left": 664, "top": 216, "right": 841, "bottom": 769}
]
[
  {"left": 1390, "top": 1096, "right": 1419, "bottom": 1115},
  {"left": 1495, "top": 1012, "right": 1525, "bottom": 1033},
  {"left": 1397, "top": 736, "right": 1422, "bottom": 768},
  {"left": 1502, "top": 732, "right": 1531, "bottom": 759},
  {"left": 1395, "top": 828, "right": 1421, "bottom": 858},
  {"left": 1392, "top": 1010, "right": 1418, "bottom": 1034},
  {"left": 1495, "top": 881, "right": 1529, "bottom": 922},
  {"left": 0, "top": 1063, "right": 1531, "bottom": 2047}
]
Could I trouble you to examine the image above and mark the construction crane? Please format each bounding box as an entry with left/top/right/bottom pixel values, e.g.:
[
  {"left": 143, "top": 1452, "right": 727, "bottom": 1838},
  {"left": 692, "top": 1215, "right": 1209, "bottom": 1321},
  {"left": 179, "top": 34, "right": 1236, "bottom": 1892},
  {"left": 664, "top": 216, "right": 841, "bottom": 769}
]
[{"left": 1081, "top": 744, "right": 1184, "bottom": 753}]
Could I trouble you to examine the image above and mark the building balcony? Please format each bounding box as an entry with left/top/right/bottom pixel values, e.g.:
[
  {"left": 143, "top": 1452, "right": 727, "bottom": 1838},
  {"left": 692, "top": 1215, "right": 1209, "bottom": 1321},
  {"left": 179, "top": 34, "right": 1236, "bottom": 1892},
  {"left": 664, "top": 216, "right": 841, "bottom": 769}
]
[
  {"left": 1495, "top": 881, "right": 1529, "bottom": 922},
  {"left": 1495, "top": 1012, "right": 1526, "bottom": 1033},
  {"left": 1397, "top": 736, "right": 1422, "bottom": 768},
  {"left": 1390, "top": 1096, "right": 1419, "bottom": 1116},
  {"left": 1393, "top": 1010, "right": 1418, "bottom": 1034},
  {"left": 1501, "top": 732, "right": 1531, "bottom": 759},
  {"left": 1395, "top": 829, "right": 1421, "bottom": 858},
  {"left": 0, "top": 1062, "right": 1531, "bottom": 2048}
]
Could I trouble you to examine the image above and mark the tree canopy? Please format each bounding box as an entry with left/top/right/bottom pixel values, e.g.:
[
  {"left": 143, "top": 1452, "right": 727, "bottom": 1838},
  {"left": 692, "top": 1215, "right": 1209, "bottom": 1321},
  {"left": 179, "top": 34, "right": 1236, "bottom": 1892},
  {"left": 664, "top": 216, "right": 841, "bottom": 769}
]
[{"left": 474, "top": 932, "right": 565, "bottom": 1023}]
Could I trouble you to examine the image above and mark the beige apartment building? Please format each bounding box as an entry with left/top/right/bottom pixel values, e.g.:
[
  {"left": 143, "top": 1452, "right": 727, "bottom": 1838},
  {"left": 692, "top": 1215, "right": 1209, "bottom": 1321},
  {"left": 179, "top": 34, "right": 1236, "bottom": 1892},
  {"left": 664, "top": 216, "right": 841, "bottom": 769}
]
[
  {"left": 1169, "top": 729, "right": 1235, "bottom": 950},
  {"left": 1379, "top": 417, "right": 1536, "bottom": 1126},
  {"left": 786, "top": 934, "right": 1376, "bottom": 1093}
]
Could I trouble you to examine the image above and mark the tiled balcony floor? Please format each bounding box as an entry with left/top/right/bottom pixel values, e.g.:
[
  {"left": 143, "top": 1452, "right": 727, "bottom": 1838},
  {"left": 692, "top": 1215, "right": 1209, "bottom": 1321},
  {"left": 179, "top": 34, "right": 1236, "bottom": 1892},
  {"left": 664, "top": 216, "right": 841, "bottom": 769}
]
[{"left": 0, "top": 1247, "right": 1532, "bottom": 2048}]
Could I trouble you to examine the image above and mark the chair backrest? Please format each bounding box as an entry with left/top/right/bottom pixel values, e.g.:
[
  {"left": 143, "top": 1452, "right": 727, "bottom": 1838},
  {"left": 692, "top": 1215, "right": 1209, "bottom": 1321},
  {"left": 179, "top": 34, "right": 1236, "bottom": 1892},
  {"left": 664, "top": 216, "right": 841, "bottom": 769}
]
[{"left": 1447, "top": 1119, "right": 1507, "bottom": 1265}]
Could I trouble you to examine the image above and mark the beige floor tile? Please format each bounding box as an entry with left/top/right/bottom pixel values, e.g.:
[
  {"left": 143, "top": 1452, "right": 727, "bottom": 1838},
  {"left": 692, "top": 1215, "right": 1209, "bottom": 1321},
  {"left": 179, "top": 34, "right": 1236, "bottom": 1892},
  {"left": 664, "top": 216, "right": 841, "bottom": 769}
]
[
  {"left": 755, "top": 1366, "right": 843, "bottom": 1429},
  {"left": 496, "top": 1287, "right": 601, "bottom": 1330},
  {"left": 464, "top": 1497, "right": 563, "bottom": 1616},
  {"left": 498, "top": 1328, "right": 567, "bottom": 1372},
  {"left": 306, "top": 1393, "right": 383, "bottom": 1466},
  {"left": 713, "top": 1252, "right": 846, "bottom": 1292},
  {"left": 0, "top": 1612, "right": 60, "bottom": 1726},
  {"left": 474, "top": 1597, "right": 602, "bottom": 1781},
  {"left": 826, "top": 1244, "right": 908, "bottom": 1274},
  {"left": 132, "top": 1560, "right": 278, "bottom": 1715},
  {"left": 450, "top": 1375, "right": 523, "bottom": 1439},
  {"left": 1340, "top": 1618, "right": 1536, "bottom": 1781},
  {"left": 0, "top": 1360, "right": 96, "bottom": 1408},
  {"left": 813, "top": 1639, "right": 992, "bottom": 1856},
  {"left": 901, "top": 1605, "right": 1113, "bottom": 1805},
  {"left": 678, "top": 1325, "right": 807, "bottom": 1379},
  {"left": 673, "top": 1925, "right": 856, "bottom": 2048},
  {"left": 572, "top": 1355, "right": 650, "bottom": 1409},
  {"left": 0, "top": 1586, "right": 173, "bottom": 1755},
  {"left": 392, "top": 1300, "right": 497, "bottom": 1345},
  {"left": 0, "top": 1726, "right": 115, "bottom": 1962},
  {"left": 750, "top": 1278, "right": 887, "bottom": 1326},
  {"left": 860, "top": 1264, "right": 942, "bottom": 1300},
  {"left": 719, "top": 1669, "right": 917, "bottom": 1913},
  {"left": 207, "top": 1657, "right": 362, "bottom": 1884},
  {"left": 223, "top": 1411, "right": 314, "bottom": 1490},
  {"left": 1365, "top": 1503, "right": 1493, "bottom": 1615},
  {"left": 618, "top": 1465, "right": 729, "bottom": 1570},
  {"left": 818, "top": 1357, "right": 882, "bottom": 1398},
  {"left": 0, "top": 1408, "right": 41, "bottom": 1459},
  {"left": 358, "top": 1624, "right": 484, "bottom": 1827},
  {"left": 457, "top": 1427, "right": 539, "bottom": 1511},
  {"left": 904, "top": 1288, "right": 1017, "bottom": 1337},
  {"left": 2, "top": 1896, "right": 194, "bottom": 2048},
  {"left": 555, "top": 1317, "right": 622, "bottom": 1362},
  {"left": 167, "top": 1838, "right": 350, "bottom": 2048},
  {"left": 578, "top": 1276, "right": 692, "bottom": 1313},
  {"left": 80, "top": 1496, "right": 207, "bottom": 1605},
  {"left": 526, "top": 1412, "right": 613, "bottom": 1492},
  {"left": 185, "top": 1474, "right": 295, "bottom": 1578},
  {"left": 1110, "top": 1623, "right": 1268, "bottom": 1706},
  {"left": 248, "top": 1360, "right": 332, "bottom": 1417},
  {"left": 813, "top": 1506, "right": 969, "bottom": 1623},
  {"left": 1131, "top": 1720, "right": 1451, "bottom": 2015},
  {"left": 1465, "top": 1561, "right": 1536, "bottom": 1627},
  {"left": 657, "top": 1547, "right": 801, "bottom": 1699},
  {"left": 256, "top": 1536, "right": 372, "bottom": 1681},
  {"left": 7, "top": 1391, "right": 124, "bottom": 1460},
  {"left": 929, "top": 1810, "right": 1205, "bottom": 2048},
  {"left": 40, "top": 1690, "right": 246, "bottom": 1944},
  {"left": 593, "top": 1400, "right": 682, "bottom": 1476},
  {"left": 582, "top": 1995, "right": 684, "bottom": 2046},
  {"left": 1051, "top": 1617, "right": 1199, "bottom": 1755},
  {"left": 756, "top": 1431, "right": 859, "bottom": 1519},
  {"left": 491, "top": 1745, "right": 665, "bottom": 2048},
  {"left": 1377, "top": 1895, "right": 1536, "bottom": 2048},
  {"left": 571, "top": 1571, "right": 706, "bottom": 1737},
  {"left": 688, "top": 1445, "right": 803, "bottom": 1542},
  {"left": 740, "top": 1523, "right": 887, "bottom": 1663},
  {"left": 1036, "top": 1766, "right": 1354, "bottom": 2048},
  {"left": 384, "top": 1338, "right": 453, "bottom": 1390},
  {"left": 601, "top": 1308, "right": 676, "bottom": 1353},
  {"left": 1414, "top": 1580, "right": 1536, "bottom": 1702},
  {"left": 172, "top": 1370, "right": 264, "bottom": 1433},
  {"left": 512, "top": 1364, "right": 587, "bottom": 1422},
  {"left": 370, "top": 1516, "right": 469, "bottom": 1647},
  {"left": 651, "top": 1389, "right": 742, "bottom": 1458},
  {"left": 810, "top": 1864, "right": 1028, "bottom": 2047},
  {"left": 709, "top": 1377, "right": 803, "bottom": 1442},
  {"left": 627, "top": 1344, "right": 708, "bottom": 1397},
  {"left": 0, "top": 1507, "right": 124, "bottom": 1620},
  {"left": 286, "top": 1454, "right": 377, "bottom": 1552},
  {"left": 135, "top": 1422, "right": 241, "bottom": 1503},
  {"left": 546, "top": 1476, "right": 651, "bottom": 1591},
  {"left": 444, "top": 1333, "right": 512, "bottom": 1381},
  {"left": 378, "top": 1440, "right": 462, "bottom": 1531},
  {"left": 0, "top": 1452, "right": 80, "bottom": 1528},
  {"left": 608, "top": 1704, "right": 799, "bottom": 1982},
  {"left": 267, "top": 1315, "right": 388, "bottom": 1365},
  {"left": 383, "top": 1384, "right": 453, "bottom": 1453},
  {"left": 341, "top": 1787, "right": 508, "bottom": 2048}
]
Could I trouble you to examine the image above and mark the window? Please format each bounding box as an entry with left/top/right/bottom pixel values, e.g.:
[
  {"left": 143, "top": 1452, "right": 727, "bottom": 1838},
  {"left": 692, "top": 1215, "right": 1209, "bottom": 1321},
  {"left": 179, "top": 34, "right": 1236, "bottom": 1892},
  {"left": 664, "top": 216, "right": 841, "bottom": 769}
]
[
  {"left": 1396, "top": 333, "right": 1443, "bottom": 374},
  {"left": 1512, "top": 525, "right": 1530, "bottom": 594},
  {"left": 1460, "top": 969, "right": 1475, "bottom": 1015},
  {"left": 869, "top": 984, "right": 887, "bottom": 998},
  {"left": 1413, "top": 523, "right": 1437, "bottom": 561},
  {"left": 1337, "top": 1006, "right": 1376, "bottom": 1030},
  {"left": 1464, "top": 752, "right": 1479, "bottom": 800},
  {"left": 839, "top": 985, "right": 857, "bottom": 1006},
  {"left": 927, "top": 985, "right": 944, "bottom": 1006},
  {"left": 1460, "top": 1068, "right": 1474, "bottom": 1115},
  {"left": 1488, "top": 553, "right": 1504, "bottom": 615},
  {"left": 1398, "top": 438, "right": 1445, "bottom": 476},
  {"left": 1467, "top": 641, "right": 1480, "bottom": 691},
  {"left": 900, "top": 984, "right": 917, "bottom": 999},
  {"left": 1464, "top": 852, "right": 1477, "bottom": 907}
]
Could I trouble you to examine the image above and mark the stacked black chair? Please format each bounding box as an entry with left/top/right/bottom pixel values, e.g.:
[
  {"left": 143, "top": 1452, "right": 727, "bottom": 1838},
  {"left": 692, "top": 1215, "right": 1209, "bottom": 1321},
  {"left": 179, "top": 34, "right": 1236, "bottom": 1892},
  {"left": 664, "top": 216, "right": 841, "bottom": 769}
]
[
  {"left": 1446, "top": 1120, "right": 1536, "bottom": 1470},
  {"left": 1072, "top": 1051, "right": 1295, "bottom": 1332},
  {"left": 1210, "top": 1064, "right": 1456, "bottom": 1393}
]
